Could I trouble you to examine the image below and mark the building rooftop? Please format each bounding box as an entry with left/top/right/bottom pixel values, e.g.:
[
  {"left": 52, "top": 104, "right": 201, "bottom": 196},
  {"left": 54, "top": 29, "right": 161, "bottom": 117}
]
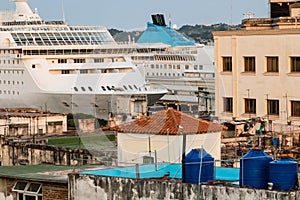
[
  {"left": 0, "top": 108, "right": 66, "bottom": 119},
  {"left": 0, "top": 164, "right": 104, "bottom": 183},
  {"left": 81, "top": 163, "right": 239, "bottom": 181},
  {"left": 111, "top": 108, "right": 225, "bottom": 135}
]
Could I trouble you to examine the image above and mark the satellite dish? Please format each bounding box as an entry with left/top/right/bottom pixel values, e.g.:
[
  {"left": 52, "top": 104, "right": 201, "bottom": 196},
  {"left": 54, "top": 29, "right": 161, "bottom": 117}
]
[{"left": 172, "top": 24, "right": 177, "bottom": 29}]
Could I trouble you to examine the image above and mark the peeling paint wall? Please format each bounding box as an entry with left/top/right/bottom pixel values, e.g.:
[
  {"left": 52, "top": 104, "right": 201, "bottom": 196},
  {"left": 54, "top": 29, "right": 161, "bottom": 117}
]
[
  {"left": 0, "top": 142, "right": 117, "bottom": 166},
  {"left": 69, "top": 174, "right": 300, "bottom": 200}
]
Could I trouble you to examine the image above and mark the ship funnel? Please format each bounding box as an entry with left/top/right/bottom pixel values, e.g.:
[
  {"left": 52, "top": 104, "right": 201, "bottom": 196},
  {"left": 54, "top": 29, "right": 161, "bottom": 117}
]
[
  {"left": 12, "top": 0, "right": 42, "bottom": 21},
  {"left": 151, "top": 14, "right": 167, "bottom": 26}
]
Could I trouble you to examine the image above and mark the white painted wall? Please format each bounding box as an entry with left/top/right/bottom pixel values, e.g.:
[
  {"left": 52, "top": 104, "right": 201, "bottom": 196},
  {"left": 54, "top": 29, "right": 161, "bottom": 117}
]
[{"left": 117, "top": 132, "right": 221, "bottom": 166}]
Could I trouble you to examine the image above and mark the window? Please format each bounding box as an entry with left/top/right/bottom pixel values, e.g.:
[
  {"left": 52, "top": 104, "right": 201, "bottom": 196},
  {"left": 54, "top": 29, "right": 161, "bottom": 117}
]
[
  {"left": 134, "top": 101, "right": 143, "bottom": 113},
  {"left": 222, "top": 56, "right": 232, "bottom": 72},
  {"left": 290, "top": 57, "right": 300, "bottom": 72},
  {"left": 291, "top": 101, "right": 300, "bottom": 117},
  {"left": 13, "top": 181, "right": 42, "bottom": 200},
  {"left": 266, "top": 56, "right": 279, "bottom": 72},
  {"left": 94, "top": 58, "right": 104, "bottom": 63},
  {"left": 80, "top": 69, "right": 88, "bottom": 74},
  {"left": 267, "top": 99, "right": 279, "bottom": 115},
  {"left": 58, "top": 59, "right": 67, "bottom": 64},
  {"left": 244, "top": 56, "right": 256, "bottom": 72},
  {"left": 61, "top": 70, "right": 70, "bottom": 74},
  {"left": 74, "top": 59, "right": 85, "bottom": 63},
  {"left": 245, "top": 98, "right": 256, "bottom": 114},
  {"left": 223, "top": 97, "right": 233, "bottom": 113},
  {"left": 143, "top": 155, "right": 154, "bottom": 164},
  {"left": 185, "top": 65, "right": 189, "bottom": 70}
]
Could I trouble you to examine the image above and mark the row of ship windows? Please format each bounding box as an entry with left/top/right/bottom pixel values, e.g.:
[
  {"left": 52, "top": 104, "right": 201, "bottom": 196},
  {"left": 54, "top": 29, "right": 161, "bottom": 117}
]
[
  {"left": 146, "top": 72, "right": 214, "bottom": 78},
  {"left": 147, "top": 72, "right": 183, "bottom": 77},
  {"left": 0, "top": 80, "right": 24, "bottom": 85},
  {"left": 73, "top": 85, "right": 140, "bottom": 92},
  {"left": 0, "top": 70, "right": 24, "bottom": 75},
  {"left": 132, "top": 55, "right": 196, "bottom": 62},
  {"left": 0, "top": 90, "right": 20, "bottom": 95},
  {"left": 147, "top": 64, "right": 203, "bottom": 70},
  {"left": 0, "top": 60, "right": 20, "bottom": 65},
  {"left": 49, "top": 67, "right": 133, "bottom": 75},
  {"left": 0, "top": 50, "right": 20, "bottom": 54},
  {"left": 55, "top": 58, "right": 123, "bottom": 64}
]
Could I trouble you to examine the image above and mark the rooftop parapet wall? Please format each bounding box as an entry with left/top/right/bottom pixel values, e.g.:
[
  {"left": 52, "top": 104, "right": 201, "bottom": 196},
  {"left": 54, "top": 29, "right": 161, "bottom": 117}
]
[
  {"left": 242, "top": 17, "right": 300, "bottom": 30},
  {"left": 68, "top": 174, "right": 300, "bottom": 200}
]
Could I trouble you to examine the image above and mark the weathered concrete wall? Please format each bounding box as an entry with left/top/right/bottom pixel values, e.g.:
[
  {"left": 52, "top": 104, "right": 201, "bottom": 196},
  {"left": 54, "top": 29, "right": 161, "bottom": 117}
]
[
  {"left": 69, "top": 174, "right": 300, "bottom": 200},
  {"left": 0, "top": 141, "right": 117, "bottom": 166}
]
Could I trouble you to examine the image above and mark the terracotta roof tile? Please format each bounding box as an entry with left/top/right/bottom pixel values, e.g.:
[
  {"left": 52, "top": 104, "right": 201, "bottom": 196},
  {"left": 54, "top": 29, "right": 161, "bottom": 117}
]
[{"left": 116, "top": 108, "right": 225, "bottom": 135}]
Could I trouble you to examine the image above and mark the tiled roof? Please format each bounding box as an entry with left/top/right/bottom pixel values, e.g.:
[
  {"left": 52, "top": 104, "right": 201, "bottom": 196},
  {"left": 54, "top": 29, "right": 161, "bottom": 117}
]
[{"left": 116, "top": 108, "right": 225, "bottom": 135}]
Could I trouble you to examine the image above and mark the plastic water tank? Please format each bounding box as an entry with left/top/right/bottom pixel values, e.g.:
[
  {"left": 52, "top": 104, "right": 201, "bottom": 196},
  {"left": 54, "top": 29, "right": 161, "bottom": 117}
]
[
  {"left": 269, "top": 158, "right": 298, "bottom": 191},
  {"left": 239, "top": 149, "right": 273, "bottom": 189},
  {"left": 272, "top": 138, "right": 280, "bottom": 148},
  {"left": 184, "top": 148, "right": 214, "bottom": 183}
]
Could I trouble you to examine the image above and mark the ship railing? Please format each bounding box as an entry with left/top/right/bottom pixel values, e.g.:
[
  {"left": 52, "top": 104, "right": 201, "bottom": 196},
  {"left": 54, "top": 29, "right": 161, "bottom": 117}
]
[{"left": 1, "top": 20, "right": 66, "bottom": 26}]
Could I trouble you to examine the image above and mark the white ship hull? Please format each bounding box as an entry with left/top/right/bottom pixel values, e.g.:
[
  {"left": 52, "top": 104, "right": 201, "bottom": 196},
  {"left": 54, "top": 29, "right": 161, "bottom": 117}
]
[{"left": 0, "top": 0, "right": 167, "bottom": 119}]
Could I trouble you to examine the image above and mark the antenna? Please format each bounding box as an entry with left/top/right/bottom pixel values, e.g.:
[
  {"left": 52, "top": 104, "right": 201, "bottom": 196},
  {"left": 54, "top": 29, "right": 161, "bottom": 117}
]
[
  {"left": 62, "top": 0, "right": 66, "bottom": 22},
  {"left": 230, "top": 0, "right": 232, "bottom": 26},
  {"left": 168, "top": 14, "right": 171, "bottom": 27}
]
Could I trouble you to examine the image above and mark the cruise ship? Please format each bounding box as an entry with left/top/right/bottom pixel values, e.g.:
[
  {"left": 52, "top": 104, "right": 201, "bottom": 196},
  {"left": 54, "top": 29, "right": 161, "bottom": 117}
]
[
  {"left": 130, "top": 15, "right": 215, "bottom": 117},
  {"left": 0, "top": 0, "right": 167, "bottom": 119}
]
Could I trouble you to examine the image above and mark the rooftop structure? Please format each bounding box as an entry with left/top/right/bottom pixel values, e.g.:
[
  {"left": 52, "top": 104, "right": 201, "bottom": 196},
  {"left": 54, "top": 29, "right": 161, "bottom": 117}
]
[
  {"left": 113, "top": 108, "right": 224, "bottom": 166},
  {"left": 115, "top": 107, "right": 224, "bottom": 134},
  {"left": 0, "top": 107, "right": 67, "bottom": 137},
  {"left": 243, "top": 0, "right": 300, "bottom": 30}
]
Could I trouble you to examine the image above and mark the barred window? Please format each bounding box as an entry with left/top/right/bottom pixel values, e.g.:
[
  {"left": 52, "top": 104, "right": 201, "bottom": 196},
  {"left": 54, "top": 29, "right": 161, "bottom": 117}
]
[
  {"left": 266, "top": 56, "right": 279, "bottom": 72},
  {"left": 291, "top": 101, "right": 300, "bottom": 117},
  {"left": 244, "top": 56, "right": 255, "bottom": 72},
  {"left": 223, "top": 97, "right": 233, "bottom": 113},
  {"left": 245, "top": 98, "right": 256, "bottom": 114},
  {"left": 222, "top": 57, "right": 232, "bottom": 72},
  {"left": 267, "top": 99, "right": 279, "bottom": 115},
  {"left": 290, "top": 57, "right": 300, "bottom": 72}
]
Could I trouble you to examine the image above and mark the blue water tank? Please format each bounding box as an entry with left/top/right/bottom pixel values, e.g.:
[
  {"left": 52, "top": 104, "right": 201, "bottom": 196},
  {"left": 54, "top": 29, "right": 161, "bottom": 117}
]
[
  {"left": 184, "top": 148, "right": 214, "bottom": 183},
  {"left": 272, "top": 138, "right": 280, "bottom": 148},
  {"left": 269, "top": 158, "right": 298, "bottom": 191},
  {"left": 239, "top": 149, "right": 273, "bottom": 189}
]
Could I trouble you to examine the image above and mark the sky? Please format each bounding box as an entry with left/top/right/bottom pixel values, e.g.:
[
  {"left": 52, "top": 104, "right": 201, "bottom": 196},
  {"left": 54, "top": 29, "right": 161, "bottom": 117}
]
[{"left": 1, "top": 0, "right": 269, "bottom": 31}]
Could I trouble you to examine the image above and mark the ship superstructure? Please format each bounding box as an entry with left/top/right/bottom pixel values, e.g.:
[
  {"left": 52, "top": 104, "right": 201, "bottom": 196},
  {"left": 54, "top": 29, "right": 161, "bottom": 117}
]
[
  {"left": 0, "top": 0, "right": 166, "bottom": 120},
  {"left": 132, "top": 15, "right": 215, "bottom": 117}
]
